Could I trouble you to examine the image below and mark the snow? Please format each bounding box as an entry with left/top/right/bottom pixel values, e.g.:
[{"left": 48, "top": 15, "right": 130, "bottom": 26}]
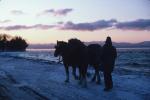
[
  {"left": 0, "top": 50, "right": 57, "bottom": 63},
  {"left": 0, "top": 56, "right": 150, "bottom": 100}
]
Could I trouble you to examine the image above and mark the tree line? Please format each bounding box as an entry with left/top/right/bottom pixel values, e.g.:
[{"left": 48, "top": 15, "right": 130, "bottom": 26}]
[{"left": 0, "top": 34, "right": 28, "bottom": 51}]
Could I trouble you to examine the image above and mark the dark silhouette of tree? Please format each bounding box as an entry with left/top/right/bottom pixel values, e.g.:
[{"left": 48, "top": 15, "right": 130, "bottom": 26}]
[
  {"left": 0, "top": 34, "right": 28, "bottom": 51},
  {"left": 8, "top": 36, "right": 28, "bottom": 51},
  {"left": 0, "top": 34, "right": 11, "bottom": 51}
]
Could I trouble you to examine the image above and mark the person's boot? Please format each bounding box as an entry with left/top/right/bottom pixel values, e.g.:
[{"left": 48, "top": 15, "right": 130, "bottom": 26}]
[{"left": 103, "top": 87, "right": 112, "bottom": 91}]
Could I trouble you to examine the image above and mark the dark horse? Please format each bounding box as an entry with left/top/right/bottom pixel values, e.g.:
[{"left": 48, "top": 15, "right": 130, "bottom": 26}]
[
  {"left": 54, "top": 39, "right": 88, "bottom": 87},
  {"left": 87, "top": 44, "right": 102, "bottom": 84}
]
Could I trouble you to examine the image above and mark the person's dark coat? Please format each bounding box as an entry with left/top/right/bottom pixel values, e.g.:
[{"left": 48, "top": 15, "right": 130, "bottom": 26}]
[{"left": 101, "top": 38, "right": 117, "bottom": 73}]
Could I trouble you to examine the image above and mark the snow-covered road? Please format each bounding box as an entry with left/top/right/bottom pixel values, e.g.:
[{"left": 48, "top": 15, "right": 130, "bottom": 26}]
[{"left": 0, "top": 56, "right": 149, "bottom": 100}]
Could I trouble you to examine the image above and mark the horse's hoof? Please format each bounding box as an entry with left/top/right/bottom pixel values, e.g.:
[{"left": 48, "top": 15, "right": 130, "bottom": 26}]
[
  {"left": 86, "top": 72, "right": 91, "bottom": 77},
  {"left": 82, "top": 84, "right": 87, "bottom": 88},
  {"left": 64, "top": 80, "right": 69, "bottom": 83},
  {"left": 74, "top": 76, "right": 79, "bottom": 80},
  {"left": 91, "top": 79, "right": 95, "bottom": 82},
  {"left": 78, "top": 81, "right": 82, "bottom": 85},
  {"left": 96, "top": 81, "right": 101, "bottom": 85},
  {"left": 91, "top": 78, "right": 96, "bottom": 82}
]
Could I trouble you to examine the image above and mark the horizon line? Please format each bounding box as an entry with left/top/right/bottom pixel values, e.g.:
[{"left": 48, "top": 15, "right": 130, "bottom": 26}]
[{"left": 28, "top": 40, "right": 150, "bottom": 45}]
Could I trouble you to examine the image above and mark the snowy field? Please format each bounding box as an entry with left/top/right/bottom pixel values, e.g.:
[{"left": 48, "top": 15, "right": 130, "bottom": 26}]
[{"left": 0, "top": 48, "right": 150, "bottom": 100}]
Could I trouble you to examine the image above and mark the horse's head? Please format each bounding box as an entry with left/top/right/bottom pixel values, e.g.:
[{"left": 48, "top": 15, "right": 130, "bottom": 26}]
[{"left": 54, "top": 41, "right": 67, "bottom": 57}]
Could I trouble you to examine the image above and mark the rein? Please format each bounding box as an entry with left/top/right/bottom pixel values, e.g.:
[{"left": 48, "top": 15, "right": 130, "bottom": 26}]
[{"left": 57, "top": 56, "right": 63, "bottom": 63}]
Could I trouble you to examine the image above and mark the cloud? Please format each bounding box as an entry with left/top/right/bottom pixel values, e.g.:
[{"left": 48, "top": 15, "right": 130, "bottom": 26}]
[
  {"left": 0, "top": 19, "right": 116, "bottom": 31},
  {"left": 0, "top": 24, "right": 56, "bottom": 30},
  {"left": 115, "top": 19, "right": 150, "bottom": 31},
  {"left": 11, "top": 10, "right": 26, "bottom": 15},
  {"left": 59, "top": 19, "right": 117, "bottom": 31},
  {"left": 39, "top": 8, "right": 73, "bottom": 16},
  {"left": 0, "top": 19, "right": 11, "bottom": 23},
  {"left": 1, "top": 19, "right": 150, "bottom": 31}
]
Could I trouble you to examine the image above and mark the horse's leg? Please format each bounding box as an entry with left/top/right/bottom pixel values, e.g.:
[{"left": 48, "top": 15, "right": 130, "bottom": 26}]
[
  {"left": 78, "top": 67, "right": 82, "bottom": 85},
  {"left": 64, "top": 65, "right": 69, "bottom": 83},
  {"left": 95, "top": 65, "right": 101, "bottom": 84},
  {"left": 91, "top": 69, "right": 96, "bottom": 82},
  {"left": 72, "top": 66, "right": 78, "bottom": 80},
  {"left": 78, "top": 67, "right": 81, "bottom": 80},
  {"left": 82, "top": 65, "right": 87, "bottom": 88}
]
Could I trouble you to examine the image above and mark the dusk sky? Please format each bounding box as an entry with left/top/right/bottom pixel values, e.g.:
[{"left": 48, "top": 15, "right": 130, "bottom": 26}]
[{"left": 0, "top": 0, "right": 150, "bottom": 44}]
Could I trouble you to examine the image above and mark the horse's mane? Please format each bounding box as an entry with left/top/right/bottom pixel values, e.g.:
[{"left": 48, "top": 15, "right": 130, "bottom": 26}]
[
  {"left": 57, "top": 41, "right": 68, "bottom": 47},
  {"left": 68, "top": 38, "right": 85, "bottom": 49}
]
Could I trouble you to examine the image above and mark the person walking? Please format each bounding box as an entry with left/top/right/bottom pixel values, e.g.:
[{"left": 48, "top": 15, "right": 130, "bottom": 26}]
[{"left": 102, "top": 36, "right": 117, "bottom": 91}]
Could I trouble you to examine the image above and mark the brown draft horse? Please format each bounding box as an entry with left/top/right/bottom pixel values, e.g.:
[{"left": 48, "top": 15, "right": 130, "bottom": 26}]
[
  {"left": 87, "top": 44, "right": 102, "bottom": 84},
  {"left": 54, "top": 39, "right": 88, "bottom": 87}
]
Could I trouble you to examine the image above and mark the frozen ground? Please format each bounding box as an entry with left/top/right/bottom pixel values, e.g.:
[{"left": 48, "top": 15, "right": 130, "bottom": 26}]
[{"left": 0, "top": 56, "right": 150, "bottom": 100}]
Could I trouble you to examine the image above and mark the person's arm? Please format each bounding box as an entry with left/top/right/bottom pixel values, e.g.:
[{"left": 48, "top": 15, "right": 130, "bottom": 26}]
[{"left": 113, "top": 46, "right": 117, "bottom": 59}]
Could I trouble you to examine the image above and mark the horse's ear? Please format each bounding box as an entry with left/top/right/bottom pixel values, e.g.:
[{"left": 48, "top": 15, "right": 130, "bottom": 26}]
[{"left": 57, "top": 40, "right": 58, "bottom": 43}]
